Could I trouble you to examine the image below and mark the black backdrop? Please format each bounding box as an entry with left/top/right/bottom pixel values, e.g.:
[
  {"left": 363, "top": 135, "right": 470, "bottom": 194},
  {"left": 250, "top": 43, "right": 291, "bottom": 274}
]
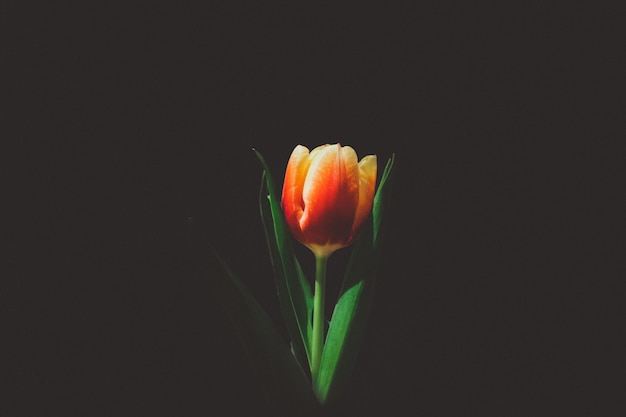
[{"left": 5, "top": 2, "right": 622, "bottom": 416}]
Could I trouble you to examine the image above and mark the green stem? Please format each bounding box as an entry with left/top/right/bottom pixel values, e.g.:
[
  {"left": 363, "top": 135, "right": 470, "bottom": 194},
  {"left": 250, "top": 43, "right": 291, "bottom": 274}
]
[{"left": 311, "top": 254, "right": 328, "bottom": 388}]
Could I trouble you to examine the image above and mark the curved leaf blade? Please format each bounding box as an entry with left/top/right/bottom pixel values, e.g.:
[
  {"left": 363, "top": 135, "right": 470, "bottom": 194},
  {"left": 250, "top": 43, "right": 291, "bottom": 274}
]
[
  {"left": 315, "top": 154, "right": 395, "bottom": 404},
  {"left": 255, "top": 149, "right": 314, "bottom": 371},
  {"left": 207, "top": 249, "right": 319, "bottom": 413}
]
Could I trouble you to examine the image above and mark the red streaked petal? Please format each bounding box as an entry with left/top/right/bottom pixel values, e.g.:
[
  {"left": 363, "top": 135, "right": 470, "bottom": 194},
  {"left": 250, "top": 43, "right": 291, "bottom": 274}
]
[
  {"left": 300, "top": 144, "right": 360, "bottom": 246},
  {"left": 281, "top": 145, "right": 310, "bottom": 242}
]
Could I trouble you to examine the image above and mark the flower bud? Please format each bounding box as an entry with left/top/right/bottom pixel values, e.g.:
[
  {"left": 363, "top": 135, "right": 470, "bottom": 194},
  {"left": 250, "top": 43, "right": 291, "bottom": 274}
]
[{"left": 281, "top": 143, "right": 377, "bottom": 258}]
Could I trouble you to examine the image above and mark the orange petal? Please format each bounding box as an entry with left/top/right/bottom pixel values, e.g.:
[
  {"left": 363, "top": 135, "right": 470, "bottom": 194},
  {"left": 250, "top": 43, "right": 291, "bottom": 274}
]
[
  {"left": 281, "top": 145, "right": 311, "bottom": 241},
  {"left": 351, "top": 154, "right": 377, "bottom": 237},
  {"left": 300, "top": 144, "right": 360, "bottom": 246}
]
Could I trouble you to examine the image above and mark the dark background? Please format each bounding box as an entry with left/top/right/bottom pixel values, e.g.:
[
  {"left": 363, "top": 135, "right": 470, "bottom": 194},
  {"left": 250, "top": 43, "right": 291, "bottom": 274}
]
[{"left": 5, "top": 2, "right": 623, "bottom": 416}]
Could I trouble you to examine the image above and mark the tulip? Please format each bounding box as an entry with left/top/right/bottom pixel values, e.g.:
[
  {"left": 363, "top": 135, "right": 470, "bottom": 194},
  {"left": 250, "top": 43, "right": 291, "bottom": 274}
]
[
  {"left": 281, "top": 143, "right": 377, "bottom": 389},
  {"left": 281, "top": 143, "right": 377, "bottom": 259}
]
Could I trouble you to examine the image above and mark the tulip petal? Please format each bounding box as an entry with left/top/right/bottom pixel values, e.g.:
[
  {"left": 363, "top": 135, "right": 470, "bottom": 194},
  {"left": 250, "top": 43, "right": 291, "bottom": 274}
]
[
  {"left": 300, "top": 144, "right": 360, "bottom": 255},
  {"left": 308, "top": 144, "right": 329, "bottom": 160},
  {"left": 351, "top": 154, "right": 377, "bottom": 238},
  {"left": 282, "top": 145, "right": 311, "bottom": 243}
]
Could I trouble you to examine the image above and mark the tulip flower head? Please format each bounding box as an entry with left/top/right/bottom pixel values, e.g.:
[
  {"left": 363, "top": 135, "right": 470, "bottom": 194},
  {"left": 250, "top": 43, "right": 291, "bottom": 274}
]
[{"left": 281, "top": 143, "right": 377, "bottom": 258}]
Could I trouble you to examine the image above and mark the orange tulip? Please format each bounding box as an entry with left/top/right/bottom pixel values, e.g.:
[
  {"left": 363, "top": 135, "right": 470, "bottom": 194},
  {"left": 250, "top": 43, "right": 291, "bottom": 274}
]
[{"left": 281, "top": 143, "right": 377, "bottom": 258}]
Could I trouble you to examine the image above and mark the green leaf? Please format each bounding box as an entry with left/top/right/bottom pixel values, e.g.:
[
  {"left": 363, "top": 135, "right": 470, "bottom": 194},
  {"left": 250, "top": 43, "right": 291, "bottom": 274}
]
[
  {"left": 315, "top": 154, "right": 396, "bottom": 404},
  {"left": 255, "top": 149, "right": 314, "bottom": 372},
  {"left": 208, "top": 249, "right": 320, "bottom": 413}
]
